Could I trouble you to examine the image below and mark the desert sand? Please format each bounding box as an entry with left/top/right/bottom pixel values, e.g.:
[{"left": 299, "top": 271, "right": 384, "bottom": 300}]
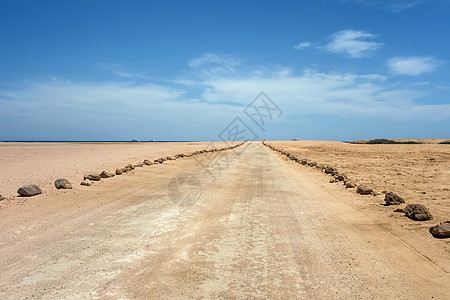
[
  {"left": 0, "top": 141, "right": 448, "bottom": 299},
  {"left": 0, "top": 141, "right": 234, "bottom": 199},
  {"left": 267, "top": 140, "right": 450, "bottom": 223}
]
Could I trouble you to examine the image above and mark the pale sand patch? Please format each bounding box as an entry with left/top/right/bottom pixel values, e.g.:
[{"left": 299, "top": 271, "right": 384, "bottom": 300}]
[
  {"left": 267, "top": 140, "right": 450, "bottom": 223},
  {"left": 0, "top": 141, "right": 235, "bottom": 198}
]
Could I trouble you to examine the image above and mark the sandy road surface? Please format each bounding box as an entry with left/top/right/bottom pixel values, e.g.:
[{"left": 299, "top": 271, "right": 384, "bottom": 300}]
[{"left": 0, "top": 142, "right": 448, "bottom": 299}]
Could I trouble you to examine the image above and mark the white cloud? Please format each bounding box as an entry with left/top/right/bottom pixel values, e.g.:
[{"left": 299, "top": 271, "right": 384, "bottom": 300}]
[
  {"left": 323, "top": 30, "right": 383, "bottom": 58},
  {"left": 187, "top": 53, "right": 240, "bottom": 76},
  {"left": 1, "top": 53, "right": 449, "bottom": 141},
  {"left": 98, "top": 63, "right": 151, "bottom": 79},
  {"left": 341, "top": 0, "right": 426, "bottom": 12},
  {"left": 294, "top": 42, "right": 312, "bottom": 50},
  {"left": 388, "top": 56, "right": 443, "bottom": 76}
]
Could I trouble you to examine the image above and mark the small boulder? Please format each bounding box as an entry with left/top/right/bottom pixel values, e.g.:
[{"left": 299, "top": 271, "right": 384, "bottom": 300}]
[
  {"left": 154, "top": 158, "right": 165, "bottom": 164},
  {"left": 336, "top": 174, "right": 347, "bottom": 181},
  {"left": 0, "top": 194, "right": 4, "bottom": 201},
  {"left": 324, "top": 166, "right": 335, "bottom": 174},
  {"left": 345, "top": 181, "right": 356, "bottom": 188},
  {"left": 384, "top": 192, "right": 405, "bottom": 206},
  {"left": 404, "top": 204, "right": 433, "bottom": 221},
  {"left": 429, "top": 221, "right": 450, "bottom": 238},
  {"left": 126, "top": 164, "right": 135, "bottom": 171},
  {"left": 80, "top": 180, "right": 92, "bottom": 186},
  {"left": 329, "top": 179, "right": 336, "bottom": 183},
  {"left": 356, "top": 185, "right": 373, "bottom": 195},
  {"left": 301, "top": 158, "right": 308, "bottom": 165},
  {"left": 394, "top": 208, "right": 404, "bottom": 213},
  {"left": 134, "top": 163, "right": 144, "bottom": 168},
  {"left": 17, "top": 185, "right": 42, "bottom": 197},
  {"left": 100, "top": 171, "right": 115, "bottom": 178},
  {"left": 143, "top": 159, "right": 153, "bottom": 165},
  {"left": 84, "top": 173, "right": 101, "bottom": 181},
  {"left": 54, "top": 179, "right": 72, "bottom": 189},
  {"left": 116, "top": 168, "right": 123, "bottom": 175}
]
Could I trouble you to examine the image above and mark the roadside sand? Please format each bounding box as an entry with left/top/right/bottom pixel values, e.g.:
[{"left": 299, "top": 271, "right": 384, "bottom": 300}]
[
  {"left": 0, "top": 142, "right": 448, "bottom": 299},
  {"left": 267, "top": 140, "right": 450, "bottom": 224},
  {"left": 0, "top": 141, "right": 234, "bottom": 199}
]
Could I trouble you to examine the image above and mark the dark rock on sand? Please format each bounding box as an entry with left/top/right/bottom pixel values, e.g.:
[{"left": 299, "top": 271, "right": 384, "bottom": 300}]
[
  {"left": 404, "top": 204, "right": 433, "bottom": 221},
  {"left": 324, "top": 166, "right": 335, "bottom": 174},
  {"left": 154, "top": 158, "right": 165, "bottom": 164},
  {"left": 394, "top": 208, "right": 404, "bottom": 213},
  {"left": 301, "top": 158, "right": 308, "bottom": 165},
  {"left": 356, "top": 185, "right": 373, "bottom": 195},
  {"left": 84, "top": 173, "right": 101, "bottom": 181},
  {"left": 17, "top": 185, "right": 42, "bottom": 197},
  {"left": 429, "top": 221, "right": 450, "bottom": 238},
  {"left": 384, "top": 192, "right": 405, "bottom": 205},
  {"left": 54, "top": 179, "right": 72, "bottom": 189},
  {"left": 116, "top": 169, "right": 123, "bottom": 175},
  {"left": 0, "top": 194, "right": 4, "bottom": 201},
  {"left": 80, "top": 180, "right": 92, "bottom": 186},
  {"left": 143, "top": 159, "right": 153, "bottom": 165},
  {"left": 100, "top": 171, "right": 115, "bottom": 178},
  {"left": 336, "top": 174, "right": 347, "bottom": 181},
  {"left": 345, "top": 181, "right": 356, "bottom": 188}
]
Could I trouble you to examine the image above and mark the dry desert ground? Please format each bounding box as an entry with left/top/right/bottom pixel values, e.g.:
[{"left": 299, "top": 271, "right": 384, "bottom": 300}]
[{"left": 0, "top": 140, "right": 448, "bottom": 299}]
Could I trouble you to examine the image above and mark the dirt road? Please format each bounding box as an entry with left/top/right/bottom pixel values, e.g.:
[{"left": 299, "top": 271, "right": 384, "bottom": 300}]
[{"left": 0, "top": 142, "right": 448, "bottom": 299}]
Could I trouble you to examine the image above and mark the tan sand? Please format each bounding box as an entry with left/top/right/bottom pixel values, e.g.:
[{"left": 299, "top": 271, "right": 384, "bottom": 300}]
[
  {"left": 0, "top": 141, "right": 235, "bottom": 198},
  {"left": 267, "top": 140, "right": 450, "bottom": 223}
]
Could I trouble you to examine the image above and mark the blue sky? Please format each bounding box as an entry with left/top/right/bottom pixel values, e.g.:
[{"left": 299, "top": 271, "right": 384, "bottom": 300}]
[{"left": 0, "top": 0, "right": 449, "bottom": 141}]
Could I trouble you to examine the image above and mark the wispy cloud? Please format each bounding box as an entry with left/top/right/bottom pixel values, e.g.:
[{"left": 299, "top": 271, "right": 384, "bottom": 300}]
[
  {"left": 293, "top": 42, "right": 312, "bottom": 50},
  {"left": 323, "top": 30, "right": 383, "bottom": 58},
  {"left": 187, "top": 53, "right": 241, "bottom": 76},
  {"left": 341, "top": 0, "right": 426, "bottom": 12},
  {"left": 1, "top": 53, "right": 449, "bottom": 140},
  {"left": 97, "top": 63, "right": 151, "bottom": 80},
  {"left": 388, "top": 56, "right": 443, "bottom": 76}
]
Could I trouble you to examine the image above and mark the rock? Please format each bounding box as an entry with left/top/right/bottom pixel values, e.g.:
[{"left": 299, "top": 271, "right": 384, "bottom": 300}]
[
  {"left": 384, "top": 192, "right": 405, "bottom": 205},
  {"left": 143, "top": 159, "right": 153, "bottom": 165},
  {"left": 301, "top": 158, "right": 308, "bottom": 165},
  {"left": 126, "top": 164, "right": 135, "bottom": 170},
  {"left": 324, "top": 166, "right": 335, "bottom": 174},
  {"left": 54, "top": 179, "right": 72, "bottom": 189},
  {"left": 429, "top": 221, "right": 450, "bottom": 238},
  {"left": 356, "top": 185, "right": 373, "bottom": 195},
  {"left": 116, "top": 169, "right": 123, "bottom": 175},
  {"left": 0, "top": 194, "right": 4, "bottom": 201},
  {"left": 394, "top": 208, "right": 404, "bottom": 213},
  {"left": 404, "top": 204, "right": 433, "bottom": 221},
  {"left": 17, "top": 185, "right": 42, "bottom": 197},
  {"left": 134, "top": 163, "right": 143, "bottom": 168},
  {"left": 335, "top": 174, "right": 347, "bottom": 181},
  {"left": 329, "top": 179, "right": 336, "bottom": 183},
  {"left": 84, "top": 173, "right": 101, "bottom": 181},
  {"left": 331, "top": 171, "right": 339, "bottom": 176},
  {"left": 100, "top": 171, "right": 115, "bottom": 178},
  {"left": 345, "top": 181, "right": 355, "bottom": 188},
  {"left": 154, "top": 158, "right": 165, "bottom": 164},
  {"left": 80, "top": 180, "right": 92, "bottom": 186}
]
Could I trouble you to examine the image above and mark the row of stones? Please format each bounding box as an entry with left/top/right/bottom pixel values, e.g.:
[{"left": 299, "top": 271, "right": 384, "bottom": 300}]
[
  {"left": 262, "top": 141, "right": 449, "bottom": 238},
  {"left": 2, "top": 142, "right": 245, "bottom": 198}
]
